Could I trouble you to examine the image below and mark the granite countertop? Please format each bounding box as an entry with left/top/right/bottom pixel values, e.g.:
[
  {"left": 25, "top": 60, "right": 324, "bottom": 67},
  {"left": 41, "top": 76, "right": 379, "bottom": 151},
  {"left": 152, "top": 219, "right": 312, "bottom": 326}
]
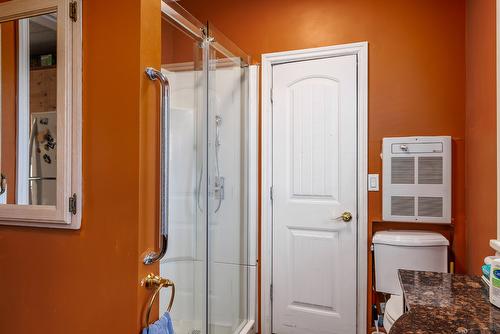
[{"left": 390, "top": 270, "right": 500, "bottom": 334}]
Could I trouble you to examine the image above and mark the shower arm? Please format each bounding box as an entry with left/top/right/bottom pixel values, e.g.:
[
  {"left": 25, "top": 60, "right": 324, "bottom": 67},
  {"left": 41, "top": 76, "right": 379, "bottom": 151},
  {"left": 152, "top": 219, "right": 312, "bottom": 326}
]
[{"left": 144, "top": 67, "right": 170, "bottom": 265}]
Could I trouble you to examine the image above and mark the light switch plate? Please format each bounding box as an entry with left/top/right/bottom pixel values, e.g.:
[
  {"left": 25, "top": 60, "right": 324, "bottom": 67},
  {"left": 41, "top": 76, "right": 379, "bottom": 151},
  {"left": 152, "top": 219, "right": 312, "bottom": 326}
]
[{"left": 368, "top": 174, "right": 379, "bottom": 191}]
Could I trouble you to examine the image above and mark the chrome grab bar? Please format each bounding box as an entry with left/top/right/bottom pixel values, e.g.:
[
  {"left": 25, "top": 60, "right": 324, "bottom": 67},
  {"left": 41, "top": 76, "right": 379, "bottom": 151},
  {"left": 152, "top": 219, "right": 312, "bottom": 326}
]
[{"left": 144, "top": 67, "right": 170, "bottom": 265}]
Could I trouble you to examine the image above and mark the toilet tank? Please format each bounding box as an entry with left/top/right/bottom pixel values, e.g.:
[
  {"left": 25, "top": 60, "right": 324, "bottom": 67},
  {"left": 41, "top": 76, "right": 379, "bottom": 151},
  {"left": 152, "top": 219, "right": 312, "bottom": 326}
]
[{"left": 373, "top": 230, "right": 449, "bottom": 295}]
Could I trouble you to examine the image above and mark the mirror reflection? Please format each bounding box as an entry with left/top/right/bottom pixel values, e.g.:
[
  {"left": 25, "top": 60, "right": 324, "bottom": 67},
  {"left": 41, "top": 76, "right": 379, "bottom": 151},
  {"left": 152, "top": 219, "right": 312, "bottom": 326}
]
[{"left": 0, "top": 12, "right": 57, "bottom": 206}]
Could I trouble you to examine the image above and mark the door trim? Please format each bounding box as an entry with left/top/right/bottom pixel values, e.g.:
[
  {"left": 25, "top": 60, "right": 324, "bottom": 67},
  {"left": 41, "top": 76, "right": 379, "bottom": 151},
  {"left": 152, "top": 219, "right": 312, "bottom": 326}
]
[
  {"left": 260, "top": 42, "right": 368, "bottom": 334},
  {"left": 248, "top": 64, "right": 259, "bottom": 333}
]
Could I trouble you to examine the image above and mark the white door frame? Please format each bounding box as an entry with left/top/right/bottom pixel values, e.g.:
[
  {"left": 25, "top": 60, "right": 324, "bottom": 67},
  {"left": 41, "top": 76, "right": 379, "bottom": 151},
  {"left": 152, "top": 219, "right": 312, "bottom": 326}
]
[
  {"left": 260, "top": 42, "right": 368, "bottom": 334},
  {"left": 16, "top": 18, "right": 30, "bottom": 205}
]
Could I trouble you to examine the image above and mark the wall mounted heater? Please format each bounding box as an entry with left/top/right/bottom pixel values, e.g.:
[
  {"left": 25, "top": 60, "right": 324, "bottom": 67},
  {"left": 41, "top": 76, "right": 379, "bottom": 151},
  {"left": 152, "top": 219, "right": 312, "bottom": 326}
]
[{"left": 382, "top": 136, "right": 451, "bottom": 224}]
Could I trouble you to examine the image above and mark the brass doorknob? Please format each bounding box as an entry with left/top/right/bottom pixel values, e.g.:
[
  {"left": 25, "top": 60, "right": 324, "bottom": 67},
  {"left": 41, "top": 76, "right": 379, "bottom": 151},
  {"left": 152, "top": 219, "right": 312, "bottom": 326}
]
[{"left": 335, "top": 211, "right": 352, "bottom": 222}]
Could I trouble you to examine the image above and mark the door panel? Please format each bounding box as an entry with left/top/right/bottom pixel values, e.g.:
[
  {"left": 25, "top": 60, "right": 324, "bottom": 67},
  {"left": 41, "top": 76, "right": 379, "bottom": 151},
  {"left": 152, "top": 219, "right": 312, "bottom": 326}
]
[
  {"left": 272, "top": 55, "right": 357, "bottom": 334},
  {"left": 290, "top": 78, "right": 339, "bottom": 199},
  {"left": 287, "top": 228, "right": 339, "bottom": 311}
]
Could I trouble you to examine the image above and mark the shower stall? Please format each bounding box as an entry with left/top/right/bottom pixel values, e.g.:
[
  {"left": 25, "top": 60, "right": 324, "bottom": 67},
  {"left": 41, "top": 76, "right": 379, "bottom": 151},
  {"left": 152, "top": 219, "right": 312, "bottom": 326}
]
[{"left": 154, "top": 2, "right": 255, "bottom": 334}]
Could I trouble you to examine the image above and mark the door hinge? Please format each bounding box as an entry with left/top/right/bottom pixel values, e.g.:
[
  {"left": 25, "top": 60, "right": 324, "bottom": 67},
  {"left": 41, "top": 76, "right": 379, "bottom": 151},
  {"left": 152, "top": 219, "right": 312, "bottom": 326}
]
[
  {"left": 69, "top": 193, "right": 77, "bottom": 215},
  {"left": 270, "top": 284, "right": 273, "bottom": 302},
  {"left": 69, "top": 1, "right": 78, "bottom": 22},
  {"left": 270, "top": 186, "right": 274, "bottom": 201},
  {"left": 270, "top": 88, "right": 274, "bottom": 104}
]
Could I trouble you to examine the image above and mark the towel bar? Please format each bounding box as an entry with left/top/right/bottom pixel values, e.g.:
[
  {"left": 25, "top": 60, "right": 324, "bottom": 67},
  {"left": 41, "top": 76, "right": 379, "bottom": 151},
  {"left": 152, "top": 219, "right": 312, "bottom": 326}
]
[{"left": 142, "top": 273, "right": 175, "bottom": 327}]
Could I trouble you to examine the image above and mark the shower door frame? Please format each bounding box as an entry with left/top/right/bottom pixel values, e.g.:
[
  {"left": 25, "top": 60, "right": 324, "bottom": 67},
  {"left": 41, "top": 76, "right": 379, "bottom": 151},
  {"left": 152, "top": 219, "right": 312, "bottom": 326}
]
[{"left": 260, "top": 42, "right": 369, "bottom": 334}]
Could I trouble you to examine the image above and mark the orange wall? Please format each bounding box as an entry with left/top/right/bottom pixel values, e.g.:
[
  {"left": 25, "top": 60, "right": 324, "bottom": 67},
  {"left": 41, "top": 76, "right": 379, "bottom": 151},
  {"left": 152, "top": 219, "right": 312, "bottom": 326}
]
[
  {"left": 465, "top": 0, "right": 497, "bottom": 275},
  {"left": 0, "top": 0, "right": 161, "bottom": 333},
  {"left": 179, "top": 0, "right": 467, "bottom": 330}
]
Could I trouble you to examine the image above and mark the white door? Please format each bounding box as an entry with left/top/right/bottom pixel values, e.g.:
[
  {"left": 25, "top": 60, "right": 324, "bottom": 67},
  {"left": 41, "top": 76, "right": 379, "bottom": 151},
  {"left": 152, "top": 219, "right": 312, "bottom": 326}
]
[{"left": 272, "top": 55, "right": 358, "bottom": 334}]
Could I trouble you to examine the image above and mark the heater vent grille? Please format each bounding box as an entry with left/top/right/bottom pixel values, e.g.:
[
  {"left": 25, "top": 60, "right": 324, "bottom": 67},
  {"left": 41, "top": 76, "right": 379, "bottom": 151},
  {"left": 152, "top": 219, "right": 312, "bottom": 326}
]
[
  {"left": 418, "top": 197, "right": 443, "bottom": 217},
  {"left": 391, "top": 157, "right": 415, "bottom": 184},
  {"left": 418, "top": 157, "right": 443, "bottom": 184},
  {"left": 391, "top": 196, "right": 415, "bottom": 216},
  {"left": 382, "top": 136, "right": 451, "bottom": 224}
]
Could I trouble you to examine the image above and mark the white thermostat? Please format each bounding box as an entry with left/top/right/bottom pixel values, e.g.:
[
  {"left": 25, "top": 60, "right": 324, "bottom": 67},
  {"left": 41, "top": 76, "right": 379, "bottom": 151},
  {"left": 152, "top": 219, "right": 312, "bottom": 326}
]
[{"left": 382, "top": 136, "right": 451, "bottom": 224}]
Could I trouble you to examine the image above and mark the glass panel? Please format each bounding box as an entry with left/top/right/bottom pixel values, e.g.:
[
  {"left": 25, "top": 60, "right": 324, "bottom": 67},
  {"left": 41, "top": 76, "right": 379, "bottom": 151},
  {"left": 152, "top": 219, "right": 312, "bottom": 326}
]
[
  {"left": 207, "top": 28, "right": 250, "bottom": 334},
  {"left": 159, "top": 14, "right": 207, "bottom": 334},
  {"left": 0, "top": 12, "right": 58, "bottom": 206}
]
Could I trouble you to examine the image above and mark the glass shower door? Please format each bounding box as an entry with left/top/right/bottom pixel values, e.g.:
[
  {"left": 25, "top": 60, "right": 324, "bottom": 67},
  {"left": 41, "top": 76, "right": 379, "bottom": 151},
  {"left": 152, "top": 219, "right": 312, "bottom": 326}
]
[
  {"left": 159, "top": 3, "right": 251, "bottom": 333},
  {"left": 159, "top": 11, "right": 207, "bottom": 334},
  {"left": 206, "top": 24, "right": 251, "bottom": 334}
]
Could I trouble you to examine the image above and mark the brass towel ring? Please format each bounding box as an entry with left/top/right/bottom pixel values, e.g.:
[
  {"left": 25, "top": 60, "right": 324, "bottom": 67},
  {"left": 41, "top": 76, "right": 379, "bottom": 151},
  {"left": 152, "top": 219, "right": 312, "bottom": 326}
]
[{"left": 142, "top": 273, "right": 175, "bottom": 327}]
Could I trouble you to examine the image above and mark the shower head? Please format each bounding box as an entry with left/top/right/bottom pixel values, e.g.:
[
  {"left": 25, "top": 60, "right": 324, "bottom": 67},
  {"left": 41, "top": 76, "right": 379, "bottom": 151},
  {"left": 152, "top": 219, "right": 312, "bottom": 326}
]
[{"left": 215, "top": 115, "right": 222, "bottom": 149}]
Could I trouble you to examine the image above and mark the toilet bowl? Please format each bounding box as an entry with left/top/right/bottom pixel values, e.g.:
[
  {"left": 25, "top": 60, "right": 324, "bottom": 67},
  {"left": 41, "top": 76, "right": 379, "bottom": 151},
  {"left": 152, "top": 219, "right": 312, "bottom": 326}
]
[
  {"left": 373, "top": 230, "right": 449, "bottom": 331},
  {"left": 382, "top": 294, "right": 403, "bottom": 332}
]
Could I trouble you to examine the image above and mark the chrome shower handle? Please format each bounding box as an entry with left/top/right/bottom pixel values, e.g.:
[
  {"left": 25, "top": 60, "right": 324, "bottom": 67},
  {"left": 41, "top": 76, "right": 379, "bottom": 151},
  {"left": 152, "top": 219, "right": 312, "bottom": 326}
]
[{"left": 144, "top": 67, "right": 170, "bottom": 265}]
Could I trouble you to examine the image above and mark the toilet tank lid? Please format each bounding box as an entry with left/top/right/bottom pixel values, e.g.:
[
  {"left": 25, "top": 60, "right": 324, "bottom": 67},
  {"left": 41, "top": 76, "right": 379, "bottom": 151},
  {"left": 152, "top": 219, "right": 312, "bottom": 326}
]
[{"left": 372, "top": 230, "right": 449, "bottom": 247}]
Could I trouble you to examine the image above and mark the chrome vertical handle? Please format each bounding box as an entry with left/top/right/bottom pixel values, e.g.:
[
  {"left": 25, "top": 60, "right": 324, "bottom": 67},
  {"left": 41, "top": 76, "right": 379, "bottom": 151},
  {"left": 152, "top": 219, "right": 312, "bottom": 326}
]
[{"left": 144, "top": 67, "right": 170, "bottom": 265}]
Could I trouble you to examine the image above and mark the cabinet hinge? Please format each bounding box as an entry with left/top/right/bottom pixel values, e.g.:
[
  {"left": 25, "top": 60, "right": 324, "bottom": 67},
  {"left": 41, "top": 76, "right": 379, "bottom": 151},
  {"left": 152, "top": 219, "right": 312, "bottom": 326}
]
[
  {"left": 69, "top": 193, "right": 77, "bottom": 215},
  {"left": 69, "top": 1, "right": 78, "bottom": 22}
]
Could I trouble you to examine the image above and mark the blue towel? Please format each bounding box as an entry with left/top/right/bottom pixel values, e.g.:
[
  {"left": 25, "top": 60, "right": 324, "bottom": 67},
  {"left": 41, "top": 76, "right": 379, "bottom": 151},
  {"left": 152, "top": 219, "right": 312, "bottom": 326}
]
[{"left": 142, "top": 312, "right": 174, "bottom": 334}]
